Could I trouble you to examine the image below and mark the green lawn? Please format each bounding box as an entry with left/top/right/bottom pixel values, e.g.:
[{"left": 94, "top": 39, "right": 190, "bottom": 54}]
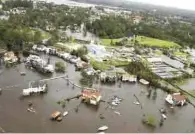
[
  {"left": 40, "top": 31, "right": 51, "bottom": 39},
  {"left": 136, "top": 36, "right": 181, "bottom": 48},
  {"left": 104, "top": 59, "right": 130, "bottom": 67},
  {"left": 23, "top": 28, "right": 51, "bottom": 40},
  {"left": 90, "top": 58, "right": 129, "bottom": 71},
  {"left": 173, "top": 51, "right": 189, "bottom": 58},
  {"left": 154, "top": 50, "right": 163, "bottom": 55},
  {"left": 100, "top": 38, "right": 122, "bottom": 46},
  {"left": 90, "top": 59, "right": 111, "bottom": 71}
]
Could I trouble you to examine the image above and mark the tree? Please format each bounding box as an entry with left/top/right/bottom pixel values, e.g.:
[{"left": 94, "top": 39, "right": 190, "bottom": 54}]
[
  {"left": 33, "top": 30, "right": 42, "bottom": 44},
  {"left": 55, "top": 61, "right": 66, "bottom": 73},
  {"left": 71, "top": 46, "right": 88, "bottom": 57},
  {"left": 83, "top": 26, "right": 87, "bottom": 37},
  {"left": 110, "top": 39, "right": 114, "bottom": 45},
  {"left": 4, "top": 0, "right": 33, "bottom": 9},
  {"left": 142, "top": 114, "right": 157, "bottom": 127}
]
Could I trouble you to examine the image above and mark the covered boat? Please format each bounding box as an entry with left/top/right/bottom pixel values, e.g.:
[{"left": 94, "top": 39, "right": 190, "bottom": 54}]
[{"left": 139, "top": 79, "right": 149, "bottom": 85}]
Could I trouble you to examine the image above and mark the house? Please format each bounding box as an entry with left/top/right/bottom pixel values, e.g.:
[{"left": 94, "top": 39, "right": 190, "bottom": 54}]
[
  {"left": 4, "top": 51, "right": 18, "bottom": 65},
  {"left": 122, "top": 74, "right": 137, "bottom": 82},
  {"left": 25, "top": 55, "right": 54, "bottom": 73},
  {"left": 147, "top": 57, "right": 162, "bottom": 63},
  {"left": 165, "top": 93, "right": 186, "bottom": 106},
  {"left": 0, "top": 15, "right": 9, "bottom": 20},
  {"left": 100, "top": 72, "right": 107, "bottom": 82},
  {"left": 10, "top": 8, "right": 26, "bottom": 14},
  {"left": 81, "top": 89, "right": 102, "bottom": 105},
  {"left": 184, "top": 68, "right": 194, "bottom": 75},
  {"left": 75, "top": 61, "right": 88, "bottom": 70},
  {"left": 84, "top": 67, "right": 96, "bottom": 75},
  {"left": 23, "top": 84, "right": 47, "bottom": 96},
  {"left": 100, "top": 70, "right": 117, "bottom": 83},
  {"left": 87, "top": 44, "right": 111, "bottom": 61},
  {"left": 46, "top": 25, "right": 56, "bottom": 31},
  {"left": 133, "top": 16, "right": 143, "bottom": 24}
]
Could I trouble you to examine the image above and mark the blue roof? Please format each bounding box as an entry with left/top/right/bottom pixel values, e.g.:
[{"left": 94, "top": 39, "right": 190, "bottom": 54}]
[{"left": 128, "top": 33, "right": 134, "bottom": 37}]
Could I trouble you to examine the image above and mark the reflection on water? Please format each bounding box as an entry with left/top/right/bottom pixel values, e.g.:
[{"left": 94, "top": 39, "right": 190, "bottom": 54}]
[{"left": 180, "top": 78, "right": 195, "bottom": 91}]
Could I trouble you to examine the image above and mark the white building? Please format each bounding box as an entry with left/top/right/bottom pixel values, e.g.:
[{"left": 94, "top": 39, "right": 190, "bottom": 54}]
[
  {"left": 0, "top": 4, "right": 3, "bottom": 9},
  {"left": 147, "top": 57, "right": 162, "bottom": 63}
]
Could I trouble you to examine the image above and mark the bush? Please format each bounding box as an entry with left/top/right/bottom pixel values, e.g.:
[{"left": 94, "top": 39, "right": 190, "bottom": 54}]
[
  {"left": 126, "top": 61, "right": 159, "bottom": 85},
  {"left": 79, "top": 71, "right": 94, "bottom": 87},
  {"left": 55, "top": 61, "right": 66, "bottom": 73},
  {"left": 142, "top": 114, "right": 157, "bottom": 128},
  {"left": 70, "top": 46, "right": 88, "bottom": 57},
  {"left": 80, "top": 55, "right": 88, "bottom": 62}
]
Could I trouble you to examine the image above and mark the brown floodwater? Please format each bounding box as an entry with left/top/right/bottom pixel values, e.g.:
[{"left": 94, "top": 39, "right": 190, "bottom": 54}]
[{"left": 0, "top": 55, "right": 195, "bottom": 133}]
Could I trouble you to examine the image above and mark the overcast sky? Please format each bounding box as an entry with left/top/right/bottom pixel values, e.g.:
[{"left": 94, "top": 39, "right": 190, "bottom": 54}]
[{"left": 129, "top": 0, "right": 194, "bottom": 10}]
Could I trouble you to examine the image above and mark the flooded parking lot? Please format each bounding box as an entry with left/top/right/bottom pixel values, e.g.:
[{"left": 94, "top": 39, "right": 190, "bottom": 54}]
[{"left": 0, "top": 55, "right": 195, "bottom": 133}]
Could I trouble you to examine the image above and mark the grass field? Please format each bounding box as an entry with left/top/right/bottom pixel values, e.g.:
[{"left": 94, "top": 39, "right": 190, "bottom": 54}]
[
  {"left": 90, "top": 58, "right": 129, "bottom": 71},
  {"left": 23, "top": 28, "right": 51, "bottom": 40},
  {"left": 154, "top": 50, "right": 163, "bottom": 55},
  {"left": 90, "top": 59, "right": 111, "bottom": 71},
  {"left": 104, "top": 59, "right": 130, "bottom": 67},
  {"left": 136, "top": 36, "right": 181, "bottom": 48},
  {"left": 173, "top": 51, "right": 189, "bottom": 58},
  {"left": 100, "top": 38, "right": 122, "bottom": 46},
  {"left": 40, "top": 31, "right": 51, "bottom": 39}
]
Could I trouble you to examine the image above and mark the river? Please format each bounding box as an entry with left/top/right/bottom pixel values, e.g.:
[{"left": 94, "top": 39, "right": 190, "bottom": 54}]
[{"left": 0, "top": 54, "right": 195, "bottom": 133}]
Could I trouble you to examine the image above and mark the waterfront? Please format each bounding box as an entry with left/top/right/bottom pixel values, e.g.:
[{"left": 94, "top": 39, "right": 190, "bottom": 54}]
[{"left": 0, "top": 55, "right": 195, "bottom": 133}]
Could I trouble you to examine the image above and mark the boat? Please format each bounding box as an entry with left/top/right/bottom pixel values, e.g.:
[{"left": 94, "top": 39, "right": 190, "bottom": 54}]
[
  {"left": 139, "top": 79, "right": 149, "bottom": 85},
  {"left": 161, "top": 114, "right": 167, "bottom": 119},
  {"left": 27, "top": 107, "right": 36, "bottom": 113},
  {"left": 63, "top": 111, "right": 68, "bottom": 117},
  {"left": 114, "top": 111, "right": 121, "bottom": 115},
  {"left": 97, "top": 132, "right": 105, "bottom": 134},
  {"left": 98, "top": 126, "right": 108, "bottom": 131},
  {"left": 111, "top": 102, "right": 118, "bottom": 106},
  {"left": 133, "top": 101, "right": 140, "bottom": 105},
  {"left": 57, "top": 116, "right": 63, "bottom": 122},
  {"left": 51, "top": 111, "right": 61, "bottom": 120},
  {"left": 20, "top": 72, "right": 26, "bottom": 75}
]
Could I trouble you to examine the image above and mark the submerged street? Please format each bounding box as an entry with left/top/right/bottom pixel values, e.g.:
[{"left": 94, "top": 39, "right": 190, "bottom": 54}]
[{"left": 0, "top": 55, "right": 195, "bottom": 133}]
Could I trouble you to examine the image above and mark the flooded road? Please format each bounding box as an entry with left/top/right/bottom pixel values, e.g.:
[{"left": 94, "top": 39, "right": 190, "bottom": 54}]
[{"left": 0, "top": 55, "right": 195, "bottom": 133}]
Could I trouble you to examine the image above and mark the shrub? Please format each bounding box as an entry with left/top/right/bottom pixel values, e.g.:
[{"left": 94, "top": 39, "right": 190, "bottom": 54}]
[
  {"left": 80, "top": 55, "right": 88, "bottom": 62},
  {"left": 142, "top": 114, "right": 157, "bottom": 128},
  {"left": 79, "top": 71, "right": 94, "bottom": 87},
  {"left": 55, "top": 61, "right": 66, "bottom": 73}
]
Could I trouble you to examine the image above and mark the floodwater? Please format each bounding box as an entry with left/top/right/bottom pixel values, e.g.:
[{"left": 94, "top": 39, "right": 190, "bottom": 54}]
[
  {"left": 180, "top": 78, "right": 195, "bottom": 91},
  {"left": 0, "top": 55, "right": 195, "bottom": 133}
]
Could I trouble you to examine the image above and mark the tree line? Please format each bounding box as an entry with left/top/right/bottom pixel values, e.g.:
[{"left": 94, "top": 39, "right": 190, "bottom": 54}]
[
  {"left": 86, "top": 16, "right": 133, "bottom": 38},
  {"left": 86, "top": 14, "right": 195, "bottom": 48}
]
